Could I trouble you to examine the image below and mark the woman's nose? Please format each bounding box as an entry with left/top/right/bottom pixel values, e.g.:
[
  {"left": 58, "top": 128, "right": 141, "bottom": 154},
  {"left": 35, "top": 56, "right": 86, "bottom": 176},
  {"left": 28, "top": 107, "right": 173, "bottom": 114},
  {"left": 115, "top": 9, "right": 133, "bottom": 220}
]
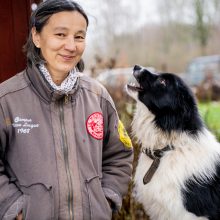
[{"left": 64, "top": 37, "right": 76, "bottom": 51}]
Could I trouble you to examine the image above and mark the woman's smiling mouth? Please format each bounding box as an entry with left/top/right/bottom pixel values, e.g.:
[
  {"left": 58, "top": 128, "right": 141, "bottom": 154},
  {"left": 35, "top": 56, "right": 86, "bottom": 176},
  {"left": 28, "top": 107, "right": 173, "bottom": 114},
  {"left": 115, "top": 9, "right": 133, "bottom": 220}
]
[{"left": 59, "top": 54, "right": 75, "bottom": 61}]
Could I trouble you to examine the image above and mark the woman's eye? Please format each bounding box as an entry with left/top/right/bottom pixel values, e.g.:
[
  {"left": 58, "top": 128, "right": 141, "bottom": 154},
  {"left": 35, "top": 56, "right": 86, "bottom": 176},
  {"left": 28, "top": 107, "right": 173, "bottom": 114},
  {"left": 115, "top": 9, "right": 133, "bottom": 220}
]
[
  {"left": 75, "top": 35, "right": 85, "bottom": 40},
  {"left": 56, "top": 33, "right": 66, "bottom": 37}
]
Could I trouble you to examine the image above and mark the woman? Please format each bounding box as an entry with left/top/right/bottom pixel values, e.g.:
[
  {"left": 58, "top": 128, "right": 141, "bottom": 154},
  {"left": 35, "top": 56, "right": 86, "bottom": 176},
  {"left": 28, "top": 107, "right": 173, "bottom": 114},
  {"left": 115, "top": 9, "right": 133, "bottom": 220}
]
[{"left": 0, "top": 1, "right": 133, "bottom": 219}]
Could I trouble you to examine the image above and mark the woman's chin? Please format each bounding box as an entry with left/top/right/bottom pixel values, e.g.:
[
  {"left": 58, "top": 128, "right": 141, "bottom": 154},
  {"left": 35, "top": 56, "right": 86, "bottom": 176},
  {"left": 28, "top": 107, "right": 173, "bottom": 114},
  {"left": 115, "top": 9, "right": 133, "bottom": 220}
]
[{"left": 59, "top": 64, "right": 76, "bottom": 74}]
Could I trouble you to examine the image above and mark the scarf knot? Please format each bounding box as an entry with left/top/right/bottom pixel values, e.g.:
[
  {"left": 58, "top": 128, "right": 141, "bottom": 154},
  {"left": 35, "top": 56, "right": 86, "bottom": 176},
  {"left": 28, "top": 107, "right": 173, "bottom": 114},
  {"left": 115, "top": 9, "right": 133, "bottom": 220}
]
[{"left": 38, "top": 64, "right": 79, "bottom": 94}]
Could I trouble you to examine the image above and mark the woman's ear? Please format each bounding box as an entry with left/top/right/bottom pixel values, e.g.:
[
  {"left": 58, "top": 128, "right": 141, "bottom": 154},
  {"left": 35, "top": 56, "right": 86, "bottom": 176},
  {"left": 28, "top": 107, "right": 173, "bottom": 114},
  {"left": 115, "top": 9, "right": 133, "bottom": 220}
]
[{"left": 32, "top": 27, "right": 41, "bottom": 48}]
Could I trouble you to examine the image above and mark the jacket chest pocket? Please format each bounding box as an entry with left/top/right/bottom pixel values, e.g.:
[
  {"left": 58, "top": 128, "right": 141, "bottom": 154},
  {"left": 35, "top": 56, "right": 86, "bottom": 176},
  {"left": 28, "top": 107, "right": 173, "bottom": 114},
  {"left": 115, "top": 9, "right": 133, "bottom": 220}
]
[
  {"left": 84, "top": 175, "right": 112, "bottom": 220},
  {"left": 19, "top": 182, "right": 54, "bottom": 220}
]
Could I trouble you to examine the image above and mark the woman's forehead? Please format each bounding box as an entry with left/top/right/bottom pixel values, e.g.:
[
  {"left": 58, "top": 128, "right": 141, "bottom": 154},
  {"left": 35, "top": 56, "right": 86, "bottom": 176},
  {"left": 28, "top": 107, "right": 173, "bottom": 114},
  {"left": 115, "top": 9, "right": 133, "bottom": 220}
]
[{"left": 45, "top": 11, "right": 87, "bottom": 30}]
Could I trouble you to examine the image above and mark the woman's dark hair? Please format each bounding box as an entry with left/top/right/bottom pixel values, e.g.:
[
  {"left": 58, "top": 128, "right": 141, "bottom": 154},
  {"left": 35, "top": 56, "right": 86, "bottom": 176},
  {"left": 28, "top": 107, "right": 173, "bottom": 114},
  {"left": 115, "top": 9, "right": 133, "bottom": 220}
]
[{"left": 23, "top": 0, "right": 89, "bottom": 72}]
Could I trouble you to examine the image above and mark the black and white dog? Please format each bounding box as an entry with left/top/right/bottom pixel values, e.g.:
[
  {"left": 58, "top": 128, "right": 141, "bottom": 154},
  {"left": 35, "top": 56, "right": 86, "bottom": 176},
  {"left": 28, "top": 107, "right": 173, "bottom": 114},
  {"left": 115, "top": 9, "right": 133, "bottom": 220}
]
[{"left": 126, "top": 65, "right": 220, "bottom": 220}]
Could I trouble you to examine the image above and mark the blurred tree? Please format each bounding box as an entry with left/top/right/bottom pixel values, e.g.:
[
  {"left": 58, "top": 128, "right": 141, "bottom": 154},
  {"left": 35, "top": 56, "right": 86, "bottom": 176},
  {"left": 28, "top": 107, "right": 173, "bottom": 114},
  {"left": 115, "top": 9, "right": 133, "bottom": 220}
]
[
  {"left": 94, "top": 0, "right": 141, "bottom": 60},
  {"left": 83, "top": 0, "right": 220, "bottom": 74},
  {"left": 188, "top": 0, "right": 219, "bottom": 54},
  {"left": 157, "top": 0, "right": 219, "bottom": 55},
  {"left": 194, "top": 0, "right": 210, "bottom": 54}
]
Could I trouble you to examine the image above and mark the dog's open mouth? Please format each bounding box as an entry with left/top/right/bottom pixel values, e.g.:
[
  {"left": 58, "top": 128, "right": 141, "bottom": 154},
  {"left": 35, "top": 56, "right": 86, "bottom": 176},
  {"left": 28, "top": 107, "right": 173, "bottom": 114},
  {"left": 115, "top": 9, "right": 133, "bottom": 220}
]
[{"left": 127, "top": 82, "right": 143, "bottom": 92}]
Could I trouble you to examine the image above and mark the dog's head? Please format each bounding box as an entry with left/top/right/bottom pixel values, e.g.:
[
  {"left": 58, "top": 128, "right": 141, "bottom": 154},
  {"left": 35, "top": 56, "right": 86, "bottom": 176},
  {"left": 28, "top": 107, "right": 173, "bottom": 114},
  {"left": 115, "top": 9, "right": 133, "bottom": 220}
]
[{"left": 127, "top": 65, "right": 203, "bottom": 134}]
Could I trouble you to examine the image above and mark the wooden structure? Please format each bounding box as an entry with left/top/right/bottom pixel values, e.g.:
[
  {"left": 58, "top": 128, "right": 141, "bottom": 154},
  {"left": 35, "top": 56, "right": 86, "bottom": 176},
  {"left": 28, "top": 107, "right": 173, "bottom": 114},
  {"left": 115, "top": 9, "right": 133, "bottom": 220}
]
[{"left": 0, "top": 0, "right": 41, "bottom": 82}]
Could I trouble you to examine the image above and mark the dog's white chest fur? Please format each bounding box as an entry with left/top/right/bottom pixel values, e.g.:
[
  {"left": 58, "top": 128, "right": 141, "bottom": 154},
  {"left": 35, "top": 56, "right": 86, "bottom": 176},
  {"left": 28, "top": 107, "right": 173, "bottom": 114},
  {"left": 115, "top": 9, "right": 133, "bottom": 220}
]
[
  {"left": 134, "top": 154, "right": 209, "bottom": 220},
  {"left": 132, "top": 102, "right": 220, "bottom": 220}
]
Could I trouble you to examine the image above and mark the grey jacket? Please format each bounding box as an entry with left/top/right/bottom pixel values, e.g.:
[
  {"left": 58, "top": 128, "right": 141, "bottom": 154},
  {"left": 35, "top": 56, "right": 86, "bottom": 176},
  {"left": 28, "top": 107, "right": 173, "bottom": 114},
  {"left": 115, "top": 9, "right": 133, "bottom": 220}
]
[{"left": 0, "top": 66, "right": 133, "bottom": 220}]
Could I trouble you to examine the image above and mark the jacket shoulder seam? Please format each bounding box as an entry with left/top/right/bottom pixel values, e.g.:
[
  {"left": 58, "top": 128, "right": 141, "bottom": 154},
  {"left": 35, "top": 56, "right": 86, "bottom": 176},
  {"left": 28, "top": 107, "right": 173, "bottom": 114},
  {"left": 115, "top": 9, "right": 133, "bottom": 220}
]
[
  {"left": 79, "top": 76, "right": 111, "bottom": 101},
  {"left": 0, "top": 73, "right": 29, "bottom": 99},
  {"left": 80, "top": 85, "right": 117, "bottom": 111}
]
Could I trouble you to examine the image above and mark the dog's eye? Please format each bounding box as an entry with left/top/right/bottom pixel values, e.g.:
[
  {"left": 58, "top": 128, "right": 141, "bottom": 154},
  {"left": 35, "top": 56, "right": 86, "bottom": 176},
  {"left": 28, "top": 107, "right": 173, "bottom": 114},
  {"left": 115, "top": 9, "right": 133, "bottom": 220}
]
[{"left": 158, "top": 78, "right": 166, "bottom": 86}]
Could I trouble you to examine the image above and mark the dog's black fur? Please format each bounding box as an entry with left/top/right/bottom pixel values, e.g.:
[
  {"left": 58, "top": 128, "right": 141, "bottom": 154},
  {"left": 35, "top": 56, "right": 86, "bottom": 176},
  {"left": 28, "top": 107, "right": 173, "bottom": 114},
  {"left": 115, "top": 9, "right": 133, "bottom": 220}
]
[
  {"left": 132, "top": 65, "right": 203, "bottom": 134},
  {"left": 127, "top": 65, "right": 220, "bottom": 220}
]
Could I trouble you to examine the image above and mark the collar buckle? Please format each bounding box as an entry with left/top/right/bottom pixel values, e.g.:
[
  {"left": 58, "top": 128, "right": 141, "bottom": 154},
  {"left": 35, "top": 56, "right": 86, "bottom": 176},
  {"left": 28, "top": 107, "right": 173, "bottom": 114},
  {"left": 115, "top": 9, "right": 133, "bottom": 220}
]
[{"left": 142, "top": 145, "right": 174, "bottom": 160}]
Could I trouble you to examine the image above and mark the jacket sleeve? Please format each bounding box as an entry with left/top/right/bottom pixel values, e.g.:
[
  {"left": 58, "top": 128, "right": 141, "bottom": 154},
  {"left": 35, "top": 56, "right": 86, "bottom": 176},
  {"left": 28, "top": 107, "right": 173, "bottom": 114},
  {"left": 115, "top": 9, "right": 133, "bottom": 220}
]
[
  {"left": 101, "top": 95, "right": 133, "bottom": 211},
  {"left": 0, "top": 104, "right": 22, "bottom": 219},
  {"left": 2, "top": 196, "right": 24, "bottom": 219}
]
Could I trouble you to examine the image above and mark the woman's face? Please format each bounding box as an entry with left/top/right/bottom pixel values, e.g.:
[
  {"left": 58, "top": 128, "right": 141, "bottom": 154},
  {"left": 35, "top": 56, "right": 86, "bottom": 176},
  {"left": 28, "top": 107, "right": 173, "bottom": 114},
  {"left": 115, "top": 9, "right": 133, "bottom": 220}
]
[{"left": 32, "top": 11, "right": 87, "bottom": 77}]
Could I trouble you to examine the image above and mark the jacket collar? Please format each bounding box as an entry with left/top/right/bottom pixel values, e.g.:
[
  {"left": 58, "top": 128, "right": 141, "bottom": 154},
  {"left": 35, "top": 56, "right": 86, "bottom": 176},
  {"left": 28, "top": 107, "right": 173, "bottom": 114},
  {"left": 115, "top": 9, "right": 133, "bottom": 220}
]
[{"left": 25, "top": 65, "right": 80, "bottom": 103}]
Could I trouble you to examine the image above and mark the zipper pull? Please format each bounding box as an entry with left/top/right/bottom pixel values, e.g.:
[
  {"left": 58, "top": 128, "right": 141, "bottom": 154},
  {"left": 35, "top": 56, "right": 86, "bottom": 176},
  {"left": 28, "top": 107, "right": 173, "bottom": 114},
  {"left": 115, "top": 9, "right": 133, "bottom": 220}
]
[{"left": 64, "top": 95, "right": 69, "bottom": 104}]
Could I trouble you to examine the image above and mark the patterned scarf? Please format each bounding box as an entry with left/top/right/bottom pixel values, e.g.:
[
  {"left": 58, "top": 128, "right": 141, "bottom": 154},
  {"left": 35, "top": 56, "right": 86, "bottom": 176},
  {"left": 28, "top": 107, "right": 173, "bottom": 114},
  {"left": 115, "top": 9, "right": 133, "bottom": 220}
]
[{"left": 38, "top": 64, "right": 79, "bottom": 94}]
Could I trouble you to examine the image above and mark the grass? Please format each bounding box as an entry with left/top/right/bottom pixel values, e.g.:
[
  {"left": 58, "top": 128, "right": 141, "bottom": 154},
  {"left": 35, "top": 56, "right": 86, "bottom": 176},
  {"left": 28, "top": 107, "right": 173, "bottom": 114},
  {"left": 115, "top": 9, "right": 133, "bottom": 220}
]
[{"left": 198, "top": 101, "right": 220, "bottom": 141}]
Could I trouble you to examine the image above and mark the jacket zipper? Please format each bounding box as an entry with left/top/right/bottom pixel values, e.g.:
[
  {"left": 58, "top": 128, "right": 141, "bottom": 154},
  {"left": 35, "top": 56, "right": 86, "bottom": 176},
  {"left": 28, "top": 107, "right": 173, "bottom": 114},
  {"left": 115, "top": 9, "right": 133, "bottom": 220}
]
[{"left": 59, "top": 96, "right": 74, "bottom": 220}]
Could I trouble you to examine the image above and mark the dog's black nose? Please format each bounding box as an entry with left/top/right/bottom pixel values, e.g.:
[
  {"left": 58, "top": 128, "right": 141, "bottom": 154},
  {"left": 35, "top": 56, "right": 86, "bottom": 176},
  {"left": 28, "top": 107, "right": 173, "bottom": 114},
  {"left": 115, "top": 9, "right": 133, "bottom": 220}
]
[
  {"left": 133, "top": 65, "right": 141, "bottom": 71},
  {"left": 133, "top": 65, "right": 142, "bottom": 79}
]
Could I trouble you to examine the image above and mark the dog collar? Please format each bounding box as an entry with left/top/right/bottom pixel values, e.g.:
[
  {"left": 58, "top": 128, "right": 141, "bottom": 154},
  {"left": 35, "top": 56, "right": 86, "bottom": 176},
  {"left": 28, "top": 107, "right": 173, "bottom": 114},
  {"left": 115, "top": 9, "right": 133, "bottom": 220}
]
[{"left": 142, "top": 145, "right": 174, "bottom": 184}]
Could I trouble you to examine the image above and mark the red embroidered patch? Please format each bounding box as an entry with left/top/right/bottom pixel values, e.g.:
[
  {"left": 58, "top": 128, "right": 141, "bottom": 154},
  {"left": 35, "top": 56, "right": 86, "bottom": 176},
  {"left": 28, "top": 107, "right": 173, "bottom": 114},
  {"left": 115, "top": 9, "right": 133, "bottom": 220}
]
[{"left": 86, "top": 112, "right": 104, "bottom": 140}]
